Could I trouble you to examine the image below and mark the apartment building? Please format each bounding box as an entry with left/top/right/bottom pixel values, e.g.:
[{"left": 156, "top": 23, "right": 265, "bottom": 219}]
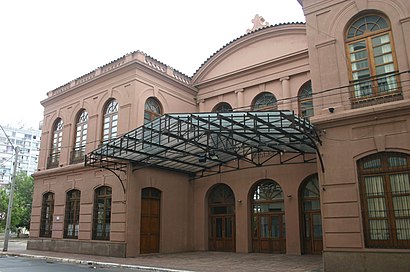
[{"left": 0, "top": 125, "right": 41, "bottom": 185}]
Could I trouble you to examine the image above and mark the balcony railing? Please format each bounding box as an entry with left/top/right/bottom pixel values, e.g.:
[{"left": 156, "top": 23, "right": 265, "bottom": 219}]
[
  {"left": 350, "top": 72, "right": 403, "bottom": 108},
  {"left": 70, "top": 149, "right": 85, "bottom": 164},
  {"left": 47, "top": 153, "right": 60, "bottom": 169}
]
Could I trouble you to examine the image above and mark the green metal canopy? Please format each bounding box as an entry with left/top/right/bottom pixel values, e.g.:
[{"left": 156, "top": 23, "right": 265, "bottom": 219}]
[{"left": 85, "top": 111, "right": 321, "bottom": 179}]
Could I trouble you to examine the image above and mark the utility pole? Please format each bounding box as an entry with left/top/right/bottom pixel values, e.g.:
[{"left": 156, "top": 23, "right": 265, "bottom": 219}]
[
  {"left": 0, "top": 124, "right": 19, "bottom": 252},
  {"left": 3, "top": 146, "right": 19, "bottom": 252}
]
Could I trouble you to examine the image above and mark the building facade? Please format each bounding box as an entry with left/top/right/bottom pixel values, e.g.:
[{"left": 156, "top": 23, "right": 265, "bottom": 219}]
[
  {"left": 28, "top": 1, "right": 410, "bottom": 271},
  {"left": 301, "top": 0, "right": 410, "bottom": 270},
  {"left": 0, "top": 125, "right": 41, "bottom": 185}
]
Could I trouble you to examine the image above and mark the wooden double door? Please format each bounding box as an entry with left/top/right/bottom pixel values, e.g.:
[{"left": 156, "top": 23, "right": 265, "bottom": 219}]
[
  {"left": 209, "top": 214, "right": 235, "bottom": 252},
  {"left": 252, "top": 213, "right": 286, "bottom": 253},
  {"left": 302, "top": 211, "right": 323, "bottom": 254},
  {"left": 208, "top": 184, "right": 236, "bottom": 252},
  {"left": 301, "top": 175, "right": 323, "bottom": 255},
  {"left": 140, "top": 188, "right": 161, "bottom": 254}
]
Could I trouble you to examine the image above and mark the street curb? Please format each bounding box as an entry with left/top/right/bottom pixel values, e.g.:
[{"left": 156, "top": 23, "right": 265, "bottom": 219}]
[{"left": 0, "top": 251, "right": 194, "bottom": 272}]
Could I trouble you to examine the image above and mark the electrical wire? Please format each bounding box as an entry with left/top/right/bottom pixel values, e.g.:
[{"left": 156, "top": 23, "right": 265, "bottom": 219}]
[
  {"left": 0, "top": 155, "right": 14, "bottom": 168},
  {"left": 33, "top": 69, "right": 410, "bottom": 154}
]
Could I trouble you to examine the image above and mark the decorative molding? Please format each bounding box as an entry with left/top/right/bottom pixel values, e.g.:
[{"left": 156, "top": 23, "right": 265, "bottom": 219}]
[
  {"left": 315, "top": 38, "right": 337, "bottom": 49},
  {"left": 399, "top": 17, "right": 410, "bottom": 24},
  {"left": 246, "top": 14, "right": 270, "bottom": 33},
  {"left": 45, "top": 51, "right": 192, "bottom": 99},
  {"left": 374, "top": 135, "right": 386, "bottom": 152},
  {"left": 354, "top": 0, "right": 368, "bottom": 11}
]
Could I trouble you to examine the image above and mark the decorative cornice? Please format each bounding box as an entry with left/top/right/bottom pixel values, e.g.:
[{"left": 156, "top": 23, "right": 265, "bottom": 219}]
[
  {"left": 311, "top": 99, "right": 410, "bottom": 128},
  {"left": 45, "top": 51, "right": 192, "bottom": 99},
  {"left": 192, "top": 22, "right": 306, "bottom": 82}
]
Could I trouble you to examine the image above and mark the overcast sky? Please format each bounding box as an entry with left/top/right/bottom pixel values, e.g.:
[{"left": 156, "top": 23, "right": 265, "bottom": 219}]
[{"left": 0, "top": 0, "right": 305, "bottom": 130}]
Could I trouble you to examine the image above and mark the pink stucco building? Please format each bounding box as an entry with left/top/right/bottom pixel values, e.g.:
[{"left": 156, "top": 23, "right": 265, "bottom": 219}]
[{"left": 28, "top": 0, "right": 410, "bottom": 271}]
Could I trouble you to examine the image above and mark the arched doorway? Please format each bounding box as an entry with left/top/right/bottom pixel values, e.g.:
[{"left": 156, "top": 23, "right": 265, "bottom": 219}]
[
  {"left": 208, "top": 184, "right": 235, "bottom": 252},
  {"left": 251, "top": 180, "right": 286, "bottom": 253},
  {"left": 140, "top": 187, "right": 161, "bottom": 254},
  {"left": 300, "top": 174, "right": 322, "bottom": 254}
]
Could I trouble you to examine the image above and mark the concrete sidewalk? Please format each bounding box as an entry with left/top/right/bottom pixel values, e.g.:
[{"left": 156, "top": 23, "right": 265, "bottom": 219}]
[{"left": 0, "top": 239, "right": 323, "bottom": 272}]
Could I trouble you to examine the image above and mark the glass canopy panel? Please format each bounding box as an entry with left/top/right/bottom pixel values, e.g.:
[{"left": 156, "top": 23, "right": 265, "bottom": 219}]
[{"left": 85, "top": 111, "right": 320, "bottom": 178}]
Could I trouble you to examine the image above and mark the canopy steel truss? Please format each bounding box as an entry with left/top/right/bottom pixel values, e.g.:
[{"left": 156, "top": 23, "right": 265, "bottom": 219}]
[{"left": 85, "top": 111, "right": 322, "bottom": 179}]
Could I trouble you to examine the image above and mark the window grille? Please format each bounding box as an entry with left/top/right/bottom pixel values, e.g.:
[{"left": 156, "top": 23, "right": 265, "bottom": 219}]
[
  {"left": 346, "top": 15, "right": 402, "bottom": 107},
  {"left": 92, "top": 186, "right": 112, "bottom": 240},
  {"left": 64, "top": 190, "right": 81, "bottom": 239},
  {"left": 47, "top": 119, "right": 63, "bottom": 169},
  {"left": 40, "top": 192, "right": 54, "bottom": 237},
  {"left": 358, "top": 152, "right": 410, "bottom": 248},
  {"left": 102, "top": 100, "right": 118, "bottom": 142}
]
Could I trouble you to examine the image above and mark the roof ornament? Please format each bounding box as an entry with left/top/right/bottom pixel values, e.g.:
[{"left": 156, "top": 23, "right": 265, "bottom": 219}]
[{"left": 247, "top": 14, "right": 270, "bottom": 33}]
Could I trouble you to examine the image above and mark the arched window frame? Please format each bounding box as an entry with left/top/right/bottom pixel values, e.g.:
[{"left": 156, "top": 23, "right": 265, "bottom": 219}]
[
  {"left": 252, "top": 92, "right": 277, "bottom": 111},
  {"left": 144, "top": 97, "right": 162, "bottom": 124},
  {"left": 40, "top": 192, "right": 55, "bottom": 238},
  {"left": 251, "top": 180, "right": 284, "bottom": 205},
  {"left": 358, "top": 152, "right": 410, "bottom": 249},
  {"left": 299, "top": 174, "right": 323, "bottom": 254},
  {"left": 345, "top": 14, "right": 401, "bottom": 107},
  {"left": 102, "top": 99, "right": 118, "bottom": 143},
  {"left": 92, "top": 186, "right": 112, "bottom": 240},
  {"left": 47, "top": 118, "right": 63, "bottom": 169},
  {"left": 208, "top": 184, "right": 236, "bottom": 252},
  {"left": 250, "top": 179, "right": 286, "bottom": 253},
  {"left": 71, "top": 110, "right": 88, "bottom": 164},
  {"left": 212, "top": 102, "right": 233, "bottom": 113},
  {"left": 300, "top": 174, "right": 320, "bottom": 210},
  {"left": 64, "top": 189, "right": 81, "bottom": 239},
  {"left": 298, "top": 81, "right": 313, "bottom": 119}
]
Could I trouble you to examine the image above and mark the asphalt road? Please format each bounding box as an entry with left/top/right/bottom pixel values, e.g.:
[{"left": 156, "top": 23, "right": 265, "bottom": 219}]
[{"left": 0, "top": 255, "right": 150, "bottom": 272}]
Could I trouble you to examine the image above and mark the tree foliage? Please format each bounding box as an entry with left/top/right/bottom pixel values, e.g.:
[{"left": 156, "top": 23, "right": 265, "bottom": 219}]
[{"left": 0, "top": 172, "right": 34, "bottom": 233}]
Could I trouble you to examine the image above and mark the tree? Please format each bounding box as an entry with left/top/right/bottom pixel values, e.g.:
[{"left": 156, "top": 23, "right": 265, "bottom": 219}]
[
  {"left": 0, "top": 189, "right": 8, "bottom": 231},
  {"left": 0, "top": 172, "right": 34, "bottom": 234}
]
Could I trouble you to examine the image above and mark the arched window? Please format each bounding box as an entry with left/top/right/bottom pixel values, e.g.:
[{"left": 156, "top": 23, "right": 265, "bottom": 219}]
[
  {"left": 251, "top": 180, "right": 285, "bottom": 253},
  {"left": 346, "top": 14, "right": 401, "bottom": 106},
  {"left": 40, "top": 192, "right": 55, "bottom": 238},
  {"left": 144, "top": 97, "right": 162, "bottom": 124},
  {"left": 102, "top": 100, "right": 118, "bottom": 142},
  {"left": 48, "top": 118, "right": 63, "bottom": 169},
  {"left": 71, "top": 110, "right": 88, "bottom": 164},
  {"left": 300, "top": 174, "right": 322, "bottom": 254},
  {"left": 208, "top": 184, "right": 235, "bottom": 252},
  {"left": 213, "top": 102, "right": 233, "bottom": 113},
  {"left": 358, "top": 152, "right": 410, "bottom": 249},
  {"left": 298, "top": 81, "right": 313, "bottom": 118},
  {"left": 252, "top": 92, "right": 277, "bottom": 111},
  {"left": 64, "top": 189, "right": 81, "bottom": 239},
  {"left": 92, "top": 186, "right": 112, "bottom": 240}
]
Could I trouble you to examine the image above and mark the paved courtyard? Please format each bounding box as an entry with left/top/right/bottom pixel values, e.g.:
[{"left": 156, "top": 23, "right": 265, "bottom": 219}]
[{"left": 0, "top": 238, "right": 323, "bottom": 272}]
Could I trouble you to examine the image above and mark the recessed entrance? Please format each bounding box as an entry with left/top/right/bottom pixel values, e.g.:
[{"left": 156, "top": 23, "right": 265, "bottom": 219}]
[
  {"left": 251, "top": 180, "right": 286, "bottom": 253},
  {"left": 208, "top": 184, "right": 235, "bottom": 252},
  {"left": 140, "top": 187, "right": 161, "bottom": 254},
  {"left": 300, "top": 175, "right": 322, "bottom": 254}
]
